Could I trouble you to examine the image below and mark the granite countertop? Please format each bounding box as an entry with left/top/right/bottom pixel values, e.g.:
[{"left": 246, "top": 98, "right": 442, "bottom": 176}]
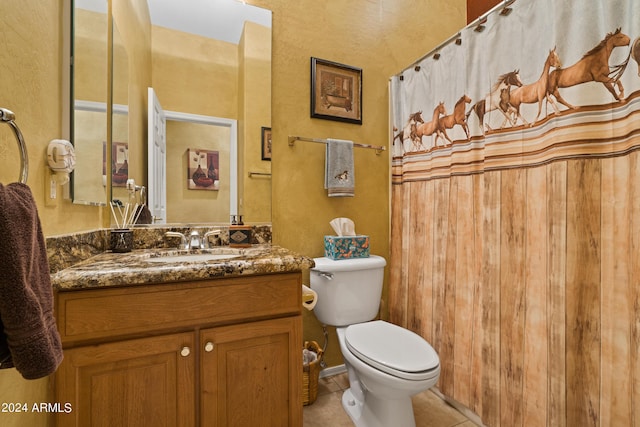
[{"left": 51, "top": 245, "right": 315, "bottom": 291}]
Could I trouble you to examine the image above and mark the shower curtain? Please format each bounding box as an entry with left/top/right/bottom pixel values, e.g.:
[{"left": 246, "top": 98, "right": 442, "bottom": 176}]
[{"left": 389, "top": 0, "right": 640, "bottom": 426}]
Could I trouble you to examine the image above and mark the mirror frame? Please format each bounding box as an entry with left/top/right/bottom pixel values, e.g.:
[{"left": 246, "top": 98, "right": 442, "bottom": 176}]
[{"left": 66, "top": 0, "right": 111, "bottom": 207}]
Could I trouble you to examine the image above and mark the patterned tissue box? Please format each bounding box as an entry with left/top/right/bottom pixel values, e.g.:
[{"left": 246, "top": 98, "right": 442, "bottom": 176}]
[{"left": 324, "top": 235, "right": 370, "bottom": 260}]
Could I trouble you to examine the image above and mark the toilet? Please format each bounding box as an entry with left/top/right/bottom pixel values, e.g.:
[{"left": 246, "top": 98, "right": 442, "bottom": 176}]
[{"left": 310, "top": 255, "right": 440, "bottom": 427}]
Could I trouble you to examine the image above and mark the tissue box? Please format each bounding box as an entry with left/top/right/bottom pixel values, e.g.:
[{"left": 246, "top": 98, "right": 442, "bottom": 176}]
[{"left": 324, "top": 235, "right": 370, "bottom": 260}]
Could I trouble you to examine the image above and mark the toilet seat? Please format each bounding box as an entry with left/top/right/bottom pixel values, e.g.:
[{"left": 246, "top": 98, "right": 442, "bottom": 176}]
[{"left": 345, "top": 320, "right": 440, "bottom": 381}]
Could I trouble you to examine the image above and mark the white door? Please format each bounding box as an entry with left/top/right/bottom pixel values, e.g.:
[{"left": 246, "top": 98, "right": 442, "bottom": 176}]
[{"left": 148, "top": 87, "right": 166, "bottom": 224}]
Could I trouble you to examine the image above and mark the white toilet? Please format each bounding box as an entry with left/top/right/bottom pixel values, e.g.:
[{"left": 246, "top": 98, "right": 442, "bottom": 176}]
[{"left": 310, "top": 255, "right": 440, "bottom": 427}]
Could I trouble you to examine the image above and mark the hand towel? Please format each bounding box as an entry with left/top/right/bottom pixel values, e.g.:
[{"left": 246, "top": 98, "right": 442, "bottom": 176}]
[
  {"left": 324, "top": 139, "right": 355, "bottom": 197},
  {"left": 0, "top": 183, "right": 63, "bottom": 379}
]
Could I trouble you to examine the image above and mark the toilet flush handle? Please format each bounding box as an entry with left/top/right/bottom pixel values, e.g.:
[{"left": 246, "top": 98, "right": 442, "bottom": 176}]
[{"left": 315, "top": 270, "right": 333, "bottom": 280}]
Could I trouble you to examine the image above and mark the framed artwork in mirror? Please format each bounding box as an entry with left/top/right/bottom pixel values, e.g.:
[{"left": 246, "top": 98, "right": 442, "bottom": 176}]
[
  {"left": 187, "top": 148, "right": 219, "bottom": 190},
  {"left": 261, "top": 126, "right": 272, "bottom": 160},
  {"left": 310, "top": 57, "right": 362, "bottom": 125},
  {"left": 104, "top": 142, "right": 129, "bottom": 187}
]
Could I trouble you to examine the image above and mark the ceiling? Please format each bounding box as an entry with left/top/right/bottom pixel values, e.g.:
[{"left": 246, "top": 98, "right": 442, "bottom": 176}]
[{"left": 76, "top": 0, "right": 271, "bottom": 44}]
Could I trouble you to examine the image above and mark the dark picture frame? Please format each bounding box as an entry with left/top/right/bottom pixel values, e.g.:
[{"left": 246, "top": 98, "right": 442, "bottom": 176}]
[
  {"left": 261, "top": 126, "right": 272, "bottom": 160},
  {"left": 310, "top": 57, "right": 362, "bottom": 125}
]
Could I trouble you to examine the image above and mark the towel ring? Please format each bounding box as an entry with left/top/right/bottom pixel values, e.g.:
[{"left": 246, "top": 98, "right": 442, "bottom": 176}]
[{"left": 0, "top": 108, "right": 28, "bottom": 184}]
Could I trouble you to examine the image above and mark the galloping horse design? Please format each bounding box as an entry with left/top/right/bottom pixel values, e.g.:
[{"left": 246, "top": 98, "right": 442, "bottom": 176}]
[
  {"left": 547, "top": 28, "right": 631, "bottom": 111},
  {"left": 467, "top": 70, "right": 523, "bottom": 134},
  {"left": 632, "top": 37, "right": 640, "bottom": 77},
  {"left": 414, "top": 102, "right": 447, "bottom": 150},
  {"left": 436, "top": 95, "right": 472, "bottom": 145},
  {"left": 502, "top": 48, "right": 562, "bottom": 127},
  {"left": 393, "top": 111, "right": 424, "bottom": 152},
  {"left": 393, "top": 27, "right": 638, "bottom": 154}
]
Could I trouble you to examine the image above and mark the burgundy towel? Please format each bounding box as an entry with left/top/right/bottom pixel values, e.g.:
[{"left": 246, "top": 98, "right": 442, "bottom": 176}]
[{"left": 0, "top": 183, "right": 63, "bottom": 379}]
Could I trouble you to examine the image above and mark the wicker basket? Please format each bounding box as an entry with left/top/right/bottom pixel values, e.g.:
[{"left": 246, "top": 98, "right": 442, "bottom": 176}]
[{"left": 302, "top": 340, "right": 323, "bottom": 406}]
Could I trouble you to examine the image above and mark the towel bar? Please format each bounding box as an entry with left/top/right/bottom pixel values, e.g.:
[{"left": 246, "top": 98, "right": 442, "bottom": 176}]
[
  {"left": 248, "top": 171, "right": 271, "bottom": 178},
  {"left": 288, "top": 136, "right": 386, "bottom": 155},
  {"left": 0, "top": 108, "right": 28, "bottom": 184}
]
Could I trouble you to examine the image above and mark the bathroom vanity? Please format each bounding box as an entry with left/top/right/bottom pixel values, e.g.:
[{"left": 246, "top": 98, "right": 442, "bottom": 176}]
[{"left": 51, "top": 244, "right": 313, "bottom": 426}]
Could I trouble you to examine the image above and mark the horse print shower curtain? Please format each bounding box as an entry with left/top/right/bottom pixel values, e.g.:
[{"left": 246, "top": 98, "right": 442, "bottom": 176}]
[
  {"left": 391, "top": 0, "right": 640, "bottom": 173},
  {"left": 390, "top": 0, "right": 640, "bottom": 426}
]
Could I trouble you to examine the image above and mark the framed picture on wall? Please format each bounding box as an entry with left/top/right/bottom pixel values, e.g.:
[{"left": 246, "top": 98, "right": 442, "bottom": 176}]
[
  {"left": 310, "top": 57, "right": 362, "bottom": 125},
  {"left": 261, "top": 126, "right": 272, "bottom": 160},
  {"left": 187, "top": 148, "right": 219, "bottom": 191}
]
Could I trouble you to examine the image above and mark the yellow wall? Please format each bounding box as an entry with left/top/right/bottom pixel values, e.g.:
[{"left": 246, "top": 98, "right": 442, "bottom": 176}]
[
  {"left": 0, "top": 0, "right": 106, "bottom": 238},
  {"left": 111, "top": 0, "right": 152, "bottom": 202},
  {"left": 0, "top": 1, "right": 150, "bottom": 425},
  {"left": 74, "top": 8, "right": 108, "bottom": 103},
  {"left": 166, "top": 121, "right": 232, "bottom": 223},
  {"left": 239, "top": 22, "right": 272, "bottom": 223},
  {"left": 152, "top": 27, "right": 239, "bottom": 118},
  {"left": 250, "top": 0, "right": 466, "bottom": 366},
  {"left": 153, "top": 22, "right": 272, "bottom": 224},
  {"left": 0, "top": 0, "right": 465, "bottom": 423}
]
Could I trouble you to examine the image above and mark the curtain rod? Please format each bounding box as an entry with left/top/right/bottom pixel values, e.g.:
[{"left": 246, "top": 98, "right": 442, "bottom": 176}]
[
  {"left": 288, "top": 136, "right": 386, "bottom": 155},
  {"left": 394, "top": 0, "right": 516, "bottom": 78}
]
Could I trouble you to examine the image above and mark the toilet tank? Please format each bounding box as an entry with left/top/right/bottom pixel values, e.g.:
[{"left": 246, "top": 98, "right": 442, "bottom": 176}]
[{"left": 310, "top": 255, "right": 386, "bottom": 327}]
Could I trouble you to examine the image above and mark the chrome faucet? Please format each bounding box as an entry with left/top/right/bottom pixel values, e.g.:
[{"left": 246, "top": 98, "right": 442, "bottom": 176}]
[
  {"left": 164, "top": 231, "right": 189, "bottom": 250},
  {"left": 188, "top": 230, "right": 203, "bottom": 249},
  {"left": 165, "top": 229, "right": 223, "bottom": 250},
  {"left": 203, "top": 229, "right": 223, "bottom": 247}
]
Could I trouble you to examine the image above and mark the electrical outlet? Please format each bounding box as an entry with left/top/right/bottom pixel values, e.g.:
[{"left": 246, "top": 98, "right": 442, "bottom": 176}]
[{"left": 45, "top": 170, "right": 57, "bottom": 207}]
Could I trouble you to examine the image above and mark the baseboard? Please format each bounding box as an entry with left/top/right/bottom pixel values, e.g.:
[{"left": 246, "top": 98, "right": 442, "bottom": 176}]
[
  {"left": 319, "top": 364, "right": 347, "bottom": 379},
  {"left": 430, "top": 387, "right": 484, "bottom": 426}
]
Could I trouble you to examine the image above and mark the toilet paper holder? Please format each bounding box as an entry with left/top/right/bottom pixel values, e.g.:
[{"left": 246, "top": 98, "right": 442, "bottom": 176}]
[{"left": 302, "top": 285, "right": 318, "bottom": 310}]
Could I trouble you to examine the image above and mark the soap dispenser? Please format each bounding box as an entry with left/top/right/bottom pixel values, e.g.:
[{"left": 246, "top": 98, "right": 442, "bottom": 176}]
[{"left": 229, "top": 215, "right": 251, "bottom": 247}]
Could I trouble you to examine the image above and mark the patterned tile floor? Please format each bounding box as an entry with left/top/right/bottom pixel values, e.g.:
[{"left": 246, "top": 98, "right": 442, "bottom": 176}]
[{"left": 303, "top": 372, "right": 478, "bottom": 427}]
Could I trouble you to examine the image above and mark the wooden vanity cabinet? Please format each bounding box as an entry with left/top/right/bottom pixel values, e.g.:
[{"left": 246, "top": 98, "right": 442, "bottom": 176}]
[{"left": 54, "top": 273, "right": 303, "bottom": 427}]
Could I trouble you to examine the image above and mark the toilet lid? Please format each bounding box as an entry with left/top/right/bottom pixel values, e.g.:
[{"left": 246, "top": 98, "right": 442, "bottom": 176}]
[{"left": 345, "top": 320, "right": 440, "bottom": 381}]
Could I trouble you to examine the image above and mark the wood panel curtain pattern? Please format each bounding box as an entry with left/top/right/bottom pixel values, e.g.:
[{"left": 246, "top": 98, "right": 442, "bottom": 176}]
[{"left": 390, "top": 0, "right": 640, "bottom": 426}]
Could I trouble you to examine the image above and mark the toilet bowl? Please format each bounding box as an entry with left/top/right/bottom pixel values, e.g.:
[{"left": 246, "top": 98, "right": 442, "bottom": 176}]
[
  {"left": 310, "top": 256, "right": 441, "bottom": 427},
  {"left": 337, "top": 322, "right": 440, "bottom": 427}
]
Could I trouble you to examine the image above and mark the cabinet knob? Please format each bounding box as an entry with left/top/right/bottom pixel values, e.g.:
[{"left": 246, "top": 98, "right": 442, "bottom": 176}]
[
  {"left": 204, "top": 342, "right": 214, "bottom": 352},
  {"left": 180, "top": 346, "right": 191, "bottom": 357}
]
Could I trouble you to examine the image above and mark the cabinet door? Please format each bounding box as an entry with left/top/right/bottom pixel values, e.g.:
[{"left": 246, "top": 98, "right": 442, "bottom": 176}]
[
  {"left": 201, "top": 316, "right": 302, "bottom": 427},
  {"left": 56, "top": 332, "right": 195, "bottom": 427}
]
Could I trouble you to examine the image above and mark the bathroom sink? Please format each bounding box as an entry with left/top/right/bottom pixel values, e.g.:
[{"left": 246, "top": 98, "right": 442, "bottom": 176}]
[
  {"left": 142, "top": 247, "right": 247, "bottom": 263},
  {"left": 145, "top": 253, "right": 241, "bottom": 263}
]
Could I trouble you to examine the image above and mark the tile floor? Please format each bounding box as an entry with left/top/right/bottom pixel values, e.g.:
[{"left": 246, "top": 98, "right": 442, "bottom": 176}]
[{"left": 303, "top": 372, "right": 478, "bottom": 427}]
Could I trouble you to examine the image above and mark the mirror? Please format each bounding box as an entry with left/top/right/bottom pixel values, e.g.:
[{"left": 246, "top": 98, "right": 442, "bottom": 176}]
[
  {"left": 71, "top": 0, "right": 108, "bottom": 206},
  {"left": 147, "top": 0, "right": 272, "bottom": 224},
  {"left": 70, "top": 0, "right": 272, "bottom": 223},
  {"left": 165, "top": 114, "right": 237, "bottom": 223},
  {"left": 110, "top": 21, "right": 130, "bottom": 204}
]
